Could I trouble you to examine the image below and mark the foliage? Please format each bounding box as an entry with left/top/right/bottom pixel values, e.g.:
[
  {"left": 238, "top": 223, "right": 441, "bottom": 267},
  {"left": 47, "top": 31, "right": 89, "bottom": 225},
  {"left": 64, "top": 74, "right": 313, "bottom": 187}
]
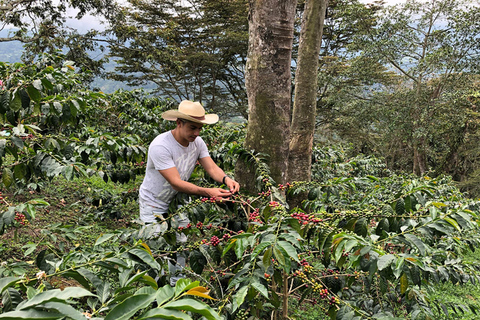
[
  {"left": 106, "top": 0, "right": 249, "bottom": 117},
  {"left": 0, "top": 0, "right": 117, "bottom": 81},
  {"left": 326, "top": 0, "right": 480, "bottom": 178}
]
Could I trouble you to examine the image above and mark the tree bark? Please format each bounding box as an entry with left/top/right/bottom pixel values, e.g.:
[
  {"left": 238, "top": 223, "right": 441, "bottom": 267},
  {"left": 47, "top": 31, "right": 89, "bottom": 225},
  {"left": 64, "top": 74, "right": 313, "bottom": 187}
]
[
  {"left": 236, "top": 0, "right": 297, "bottom": 192},
  {"left": 287, "top": 0, "right": 328, "bottom": 184}
]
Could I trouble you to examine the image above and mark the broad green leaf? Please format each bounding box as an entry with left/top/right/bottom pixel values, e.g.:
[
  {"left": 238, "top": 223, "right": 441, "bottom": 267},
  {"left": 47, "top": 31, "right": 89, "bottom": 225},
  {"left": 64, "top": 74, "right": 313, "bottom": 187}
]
[
  {"left": 62, "top": 270, "right": 91, "bottom": 290},
  {"left": 400, "top": 273, "right": 408, "bottom": 294},
  {"left": 105, "top": 293, "right": 155, "bottom": 320},
  {"left": 11, "top": 136, "right": 24, "bottom": 149},
  {"left": 26, "top": 86, "right": 42, "bottom": 103},
  {"left": 41, "top": 78, "right": 54, "bottom": 90},
  {"left": 233, "top": 285, "right": 248, "bottom": 311},
  {"left": 251, "top": 241, "right": 272, "bottom": 261},
  {"left": 444, "top": 217, "right": 461, "bottom": 231},
  {"left": 155, "top": 285, "right": 175, "bottom": 307},
  {"left": 25, "top": 204, "right": 36, "bottom": 219},
  {"left": 354, "top": 218, "right": 368, "bottom": 237},
  {"left": 22, "top": 243, "right": 37, "bottom": 257},
  {"left": 0, "top": 310, "right": 63, "bottom": 319},
  {"left": 0, "top": 277, "right": 21, "bottom": 294},
  {"left": 2, "top": 168, "right": 14, "bottom": 188},
  {"left": 221, "top": 238, "right": 236, "bottom": 257},
  {"left": 95, "top": 233, "right": 116, "bottom": 246},
  {"left": 10, "top": 93, "right": 22, "bottom": 111},
  {"left": 250, "top": 281, "right": 269, "bottom": 298},
  {"left": 41, "top": 301, "right": 87, "bottom": 320},
  {"left": 377, "top": 254, "right": 396, "bottom": 271},
  {"left": 175, "top": 279, "right": 199, "bottom": 298},
  {"left": 138, "top": 308, "right": 192, "bottom": 320},
  {"left": 124, "top": 270, "right": 148, "bottom": 288},
  {"left": 395, "top": 199, "right": 405, "bottom": 215},
  {"left": 263, "top": 246, "right": 273, "bottom": 268},
  {"left": 273, "top": 246, "right": 286, "bottom": 267},
  {"left": 140, "top": 274, "right": 158, "bottom": 290},
  {"left": 129, "top": 248, "right": 161, "bottom": 270},
  {"left": 17, "top": 287, "right": 95, "bottom": 310},
  {"left": 164, "top": 298, "right": 222, "bottom": 320},
  {"left": 403, "top": 234, "right": 426, "bottom": 256},
  {"left": 277, "top": 241, "right": 299, "bottom": 262}
]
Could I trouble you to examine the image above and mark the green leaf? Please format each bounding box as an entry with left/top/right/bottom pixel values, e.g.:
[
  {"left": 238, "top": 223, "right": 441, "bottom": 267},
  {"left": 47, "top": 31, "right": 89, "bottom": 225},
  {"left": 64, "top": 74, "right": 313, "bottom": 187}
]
[
  {"left": 250, "top": 281, "right": 269, "bottom": 298},
  {"left": 189, "top": 250, "right": 206, "bottom": 274},
  {"left": 0, "top": 277, "right": 21, "bottom": 294},
  {"left": 395, "top": 198, "right": 405, "bottom": 215},
  {"left": 263, "top": 246, "right": 273, "bottom": 268},
  {"left": 354, "top": 218, "right": 368, "bottom": 237},
  {"left": 377, "top": 254, "right": 396, "bottom": 271},
  {"left": 10, "top": 93, "right": 22, "bottom": 112},
  {"left": 273, "top": 246, "right": 286, "bottom": 267},
  {"left": 41, "top": 78, "right": 54, "bottom": 90},
  {"left": 233, "top": 285, "right": 248, "bottom": 311},
  {"left": 105, "top": 293, "right": 155, "bottom": 320},
  {"left": 22, "top": 243, "right": 37, "bottom": 257},
  {"left": 221, "top": 239, "right": 236, "bottom": 257},
  {"left": 0, "top": 310, "right": 63, "bottom": 319},
  {"left": 17, "top": 287, "right": 95, "bottom": 310},
  {"left": 129, "top": 248, "right": 161, "bottom": 270},
  {"left": 155, "top": 285, "right": 175, "bottom": 307},
  {"left": 251, "top": 241, "right": 272, "bottom": 261},
  {"left": 138, "top": 308, "right": 193, "bottom": 320},
  {"left": 175, "top": 278, "right": 199, "bottom": 298},
  {"left": 13, "top": 163, "right": 26, "bottom": 180},
  {"left": 62, "top": 270, "right": 91, "bottom": 290},
  {"left": 400, "top": 273, "right": 408, "bottom": 294},
  {"left": 2, "top": 168, "right": 14, "bottom": 188},
  {"left": 11, "top": 136, "right": 24, "bottom": 149},
  {"left": 444, "top": 217, "right": 461, "bottom": 231},
  {"left": 95, "top": 233, "right": 116, "bottom": 246},
  {"left": 26, "top": 85, "right": 42, "bottom": 102},
  {"left": 41, "top": 301, "right": 87, "bottom": 320},
  {"left": 403, "top": 234, "right": 426, "bottom": 256},
  {"left": 277, "top": 240, "right": 299, "bottom": 262},
  {"left": 164, "top": 298, "right": 222, "bottom": 320}
]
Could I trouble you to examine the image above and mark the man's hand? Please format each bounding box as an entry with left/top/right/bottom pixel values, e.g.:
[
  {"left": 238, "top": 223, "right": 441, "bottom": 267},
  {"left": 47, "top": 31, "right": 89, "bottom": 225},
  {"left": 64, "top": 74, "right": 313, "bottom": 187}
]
[
  {"left": 205, "top": 188, "right": 233, "bottom": 201},
  {"left": 225, "top": 177, "right": 240, "bottom": 194}
]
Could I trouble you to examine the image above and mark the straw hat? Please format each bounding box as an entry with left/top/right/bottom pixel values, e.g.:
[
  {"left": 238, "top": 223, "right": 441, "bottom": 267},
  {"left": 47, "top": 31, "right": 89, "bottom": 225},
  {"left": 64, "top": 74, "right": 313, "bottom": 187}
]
[{"left": 162, "top": 100, "right": 219, "bottom": 124}]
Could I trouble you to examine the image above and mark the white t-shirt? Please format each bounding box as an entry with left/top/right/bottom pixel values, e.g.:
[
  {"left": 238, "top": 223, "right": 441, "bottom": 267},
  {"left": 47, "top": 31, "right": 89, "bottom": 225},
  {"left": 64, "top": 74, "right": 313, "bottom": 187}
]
[{"left": 139, "top": 131, "right": 210, "bottom": 220}]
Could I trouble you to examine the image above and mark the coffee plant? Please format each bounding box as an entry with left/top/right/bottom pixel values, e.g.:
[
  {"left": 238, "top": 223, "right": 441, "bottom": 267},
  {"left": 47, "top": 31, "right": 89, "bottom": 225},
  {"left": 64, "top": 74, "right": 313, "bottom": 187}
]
[{"left": 2, "top": 56, "right": 480, "bottom": 319}]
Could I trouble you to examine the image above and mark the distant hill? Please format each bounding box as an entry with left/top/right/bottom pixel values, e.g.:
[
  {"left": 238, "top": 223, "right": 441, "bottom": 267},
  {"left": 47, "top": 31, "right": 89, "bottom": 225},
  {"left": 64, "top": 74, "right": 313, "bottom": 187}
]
[
  {"left": 0, "top": 30, "right": 149, "bottom": 94},
  {"left": 0, "top": 30, "right": 23, "bottom": 63}
]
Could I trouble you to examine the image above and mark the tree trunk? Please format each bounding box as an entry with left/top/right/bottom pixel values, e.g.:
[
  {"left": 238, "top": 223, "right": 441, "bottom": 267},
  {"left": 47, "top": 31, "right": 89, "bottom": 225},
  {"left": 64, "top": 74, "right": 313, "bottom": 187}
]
[
  {"left": 287, "top": 0, "right": 328, "bottom": 183},
  {"left": 413, "top": 139, "right": 427, "bottom": 176},
  {"left": 287, "top": 0, "right": 328, "bottom": 208},
  {"left": 236, "top": 0, "right": 297, "bottom": 192}
]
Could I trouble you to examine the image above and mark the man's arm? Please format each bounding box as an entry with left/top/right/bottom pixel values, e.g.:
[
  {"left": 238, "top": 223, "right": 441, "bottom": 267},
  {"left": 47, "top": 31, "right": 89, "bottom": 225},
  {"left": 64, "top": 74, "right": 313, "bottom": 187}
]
[
  {"left": 198, "top": 156, "right": 240, "bottom": 194},
  {"left": 159, "top": 167, "right": 232, "bottom": 199}
]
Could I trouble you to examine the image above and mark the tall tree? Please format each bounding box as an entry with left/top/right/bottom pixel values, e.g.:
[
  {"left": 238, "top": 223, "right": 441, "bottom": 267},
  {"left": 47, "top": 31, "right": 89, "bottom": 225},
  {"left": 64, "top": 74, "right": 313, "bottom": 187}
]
[
  {"left": 0, "top": 0, "right": 117, "bottom": 79},
  {"left": 349, "top": 0, "right": 480, "bottom": 175},
  {"left": 106, "top": 0, "right": 248, "bottom": 117},
  {"left": 287, "top": 0, "right": 328, "bottom": 184},
  {"left": 236, "top": 0, "right": 297, "bottom": 190}
]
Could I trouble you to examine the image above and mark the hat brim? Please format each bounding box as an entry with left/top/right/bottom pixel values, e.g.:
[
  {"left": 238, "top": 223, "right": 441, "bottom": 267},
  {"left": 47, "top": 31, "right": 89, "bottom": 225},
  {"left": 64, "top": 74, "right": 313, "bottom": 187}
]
[{"left": 162, "top": 110, "right": 219, "bottom": 124}]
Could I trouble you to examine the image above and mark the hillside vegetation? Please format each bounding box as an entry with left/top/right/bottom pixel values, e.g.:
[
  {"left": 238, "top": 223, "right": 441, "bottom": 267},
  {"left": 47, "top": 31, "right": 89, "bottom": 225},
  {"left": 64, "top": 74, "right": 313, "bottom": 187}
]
[{"left": 2, "top": 57, "right": 480, "bottom": 319}]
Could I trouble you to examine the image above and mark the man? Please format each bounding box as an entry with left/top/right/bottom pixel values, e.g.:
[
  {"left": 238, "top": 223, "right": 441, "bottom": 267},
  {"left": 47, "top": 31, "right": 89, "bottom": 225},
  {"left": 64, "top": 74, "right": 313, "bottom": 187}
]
[{"left": 138, "top": 100, "right": 240, "bottom": 285}]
